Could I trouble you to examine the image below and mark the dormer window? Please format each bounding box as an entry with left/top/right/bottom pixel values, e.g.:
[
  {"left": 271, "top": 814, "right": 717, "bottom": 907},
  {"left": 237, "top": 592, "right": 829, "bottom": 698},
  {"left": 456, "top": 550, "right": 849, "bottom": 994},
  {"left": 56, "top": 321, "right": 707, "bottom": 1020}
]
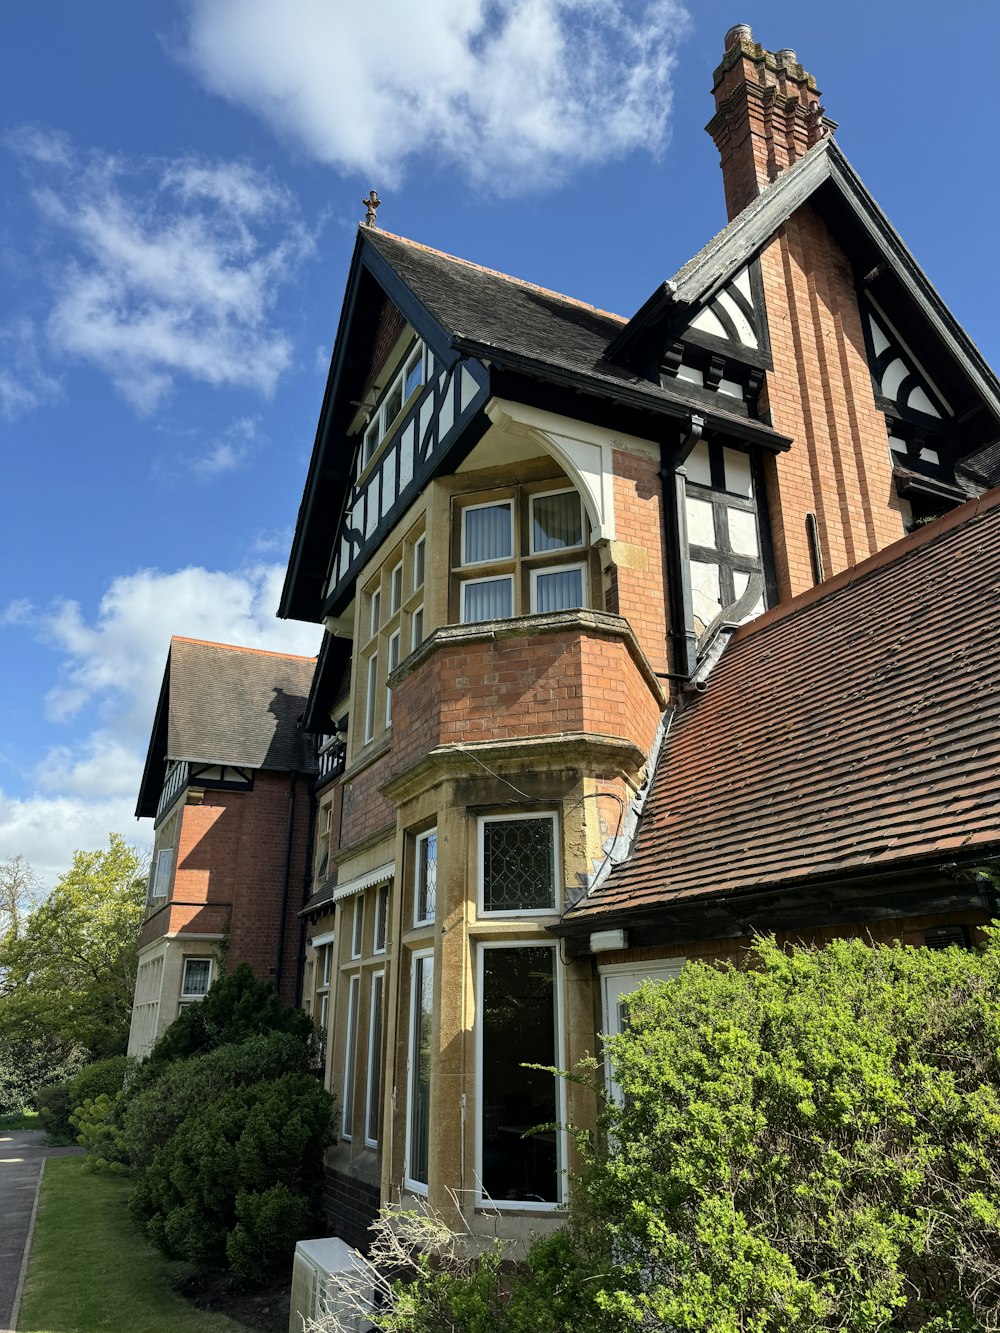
[{"left": 362, "top": 339, "right": 430, "bottom": 471}]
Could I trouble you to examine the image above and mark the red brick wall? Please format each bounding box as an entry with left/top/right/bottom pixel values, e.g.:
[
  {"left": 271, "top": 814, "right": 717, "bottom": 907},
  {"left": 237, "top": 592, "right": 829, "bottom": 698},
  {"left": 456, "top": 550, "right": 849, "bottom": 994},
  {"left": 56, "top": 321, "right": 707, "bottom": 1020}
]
[
  {"left": 340, "top": 753, "right": 395, "bottom": 848},
  {"left": 610, "top": 449, "right": 671, "bottom": 674},
  {"left": 141, "top": 773, "right": 313, "bottom": 1007},
  {"left": 390, "top": 625, "right": 662, "bottom": 773},
  {"left": 759, "top": 207, "right": 903, "bottom": 599}
]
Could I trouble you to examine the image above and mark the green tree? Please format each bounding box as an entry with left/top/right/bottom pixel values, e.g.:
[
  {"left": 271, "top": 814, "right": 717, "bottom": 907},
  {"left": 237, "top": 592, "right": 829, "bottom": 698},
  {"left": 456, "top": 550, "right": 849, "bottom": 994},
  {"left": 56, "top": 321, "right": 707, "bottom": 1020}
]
[{"left": 0, "top": 834, "right": 147, "bottom": 1061}]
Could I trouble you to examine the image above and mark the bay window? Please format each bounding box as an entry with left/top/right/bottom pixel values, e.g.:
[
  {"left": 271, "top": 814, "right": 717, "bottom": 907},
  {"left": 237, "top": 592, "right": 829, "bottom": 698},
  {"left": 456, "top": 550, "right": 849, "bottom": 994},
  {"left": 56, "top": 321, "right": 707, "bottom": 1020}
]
[{"left": 455, "top": 485, "right": 589, "bottom": 624}]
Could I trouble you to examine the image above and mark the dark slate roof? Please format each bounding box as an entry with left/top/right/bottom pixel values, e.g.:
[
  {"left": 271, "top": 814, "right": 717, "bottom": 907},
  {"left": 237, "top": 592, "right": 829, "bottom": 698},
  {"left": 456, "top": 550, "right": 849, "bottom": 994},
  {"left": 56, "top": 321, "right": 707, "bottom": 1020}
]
[
  {"left": 136, "top": 638, "right": 318, "bottom": 819},
  {"left": 566, "top": 487, "right": 1000, "bottom": 926},
  {"left": 365, "top": 229, "right": 786, "bottom": 448}
]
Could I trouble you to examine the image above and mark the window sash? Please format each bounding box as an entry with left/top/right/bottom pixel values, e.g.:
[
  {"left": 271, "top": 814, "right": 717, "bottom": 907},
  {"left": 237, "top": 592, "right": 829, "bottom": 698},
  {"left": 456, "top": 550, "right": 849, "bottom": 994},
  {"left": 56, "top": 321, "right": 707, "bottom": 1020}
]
[
  {"left": 411, "top": 605, "right": 424, "bottom": 652},
  {"left": 385, "top": 630, "right": 401, "bottom": 726},
  {"left": 530, "top": 563, "right": 586, "bottom": 615},
  {"left": 341, "top": 975, "right": 361, "bottom": 1140},
  {"left": 479, "top": 813, "right": 558, "bottom": 915},
  {"left": 461, "top": 501, "right": 513, "bottom": 566},
  {"left": 530, "top": 489, "right": 583, "bottom": 554},
  {"left": 389, "top": 562, "right": 403, "bottom": 614},
  {"left": 374, "top": 884, "right": 389, "bottom": 954},
  {"left": 413, "top": 535, "right": 425, "bottom": 592},
  {"left": 365, "top": 971, "right": 385, "bottom": 1147},
  {"left": 181, "top": 958, "right": 211, "bottom": 998},
  {"left": 477, "top": 944, "right": 561, "bottom": 1208},
  {"left": 406, "top": 952, "right": 434, "bottom": 1191},
  {"left": 415, "top": 830, "right": 437, "bottom": 926},
  {"left": 364, "top": 653, "right": 378, "bottom": 743},
  {"left": 152, "top": 848, "right": 173, "bottom": 899},
  {"left": 460, "top": 575, "right": 513, "bottom": 624},
  {"left": 351, "top": 898, "right": 364, "bottom": 959}
]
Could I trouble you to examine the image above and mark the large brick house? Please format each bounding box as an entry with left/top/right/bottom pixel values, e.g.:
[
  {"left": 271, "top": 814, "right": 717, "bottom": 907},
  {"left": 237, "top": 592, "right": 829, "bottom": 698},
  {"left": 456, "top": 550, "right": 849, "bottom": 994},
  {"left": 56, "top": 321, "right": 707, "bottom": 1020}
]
[
  {"left": 128, "top": 637, "right": 317, "bottom": 1058},
  {"left": 123, "top": 24, "right": 1000, "bottom": 1252},
  {"left": 276, "top": 24, "right": 1000, "bottom": 1249}
]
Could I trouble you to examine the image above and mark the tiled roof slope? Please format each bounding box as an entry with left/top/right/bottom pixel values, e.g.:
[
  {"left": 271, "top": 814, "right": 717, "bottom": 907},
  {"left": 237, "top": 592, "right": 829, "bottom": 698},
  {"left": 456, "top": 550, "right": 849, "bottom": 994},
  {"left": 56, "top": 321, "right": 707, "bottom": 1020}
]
[
  {"left": 167, "top": 638, "right": 318, "bottom": 773},
  {"left": 568, "top": 489, "right": 1000, "bottom": 922},
  {"left": 365, "top": 230, "right": 781, "bottom": 441}
]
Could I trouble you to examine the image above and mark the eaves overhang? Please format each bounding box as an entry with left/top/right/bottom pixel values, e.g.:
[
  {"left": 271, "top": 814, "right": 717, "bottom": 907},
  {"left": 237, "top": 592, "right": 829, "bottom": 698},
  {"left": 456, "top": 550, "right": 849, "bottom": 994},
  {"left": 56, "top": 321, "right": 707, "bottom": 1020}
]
[
  {"left": 135, "top": 655, "right": 171, "bottom": 820},
  {"left": 554, "top": 843, "right": 1000, "bottom": 952},
  {"left": 452, "top": 335, "right": 791, "bottom": 452},
  {"left": 278, "top": 231, "right": 458, "bottom": 626}
]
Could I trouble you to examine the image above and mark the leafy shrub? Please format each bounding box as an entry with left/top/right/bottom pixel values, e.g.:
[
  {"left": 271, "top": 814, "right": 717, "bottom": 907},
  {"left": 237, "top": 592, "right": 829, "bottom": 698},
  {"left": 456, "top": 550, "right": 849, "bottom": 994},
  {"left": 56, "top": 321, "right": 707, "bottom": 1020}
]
[
  {"left": 148, "top": 963, "right": 315, "bottom": 1065},
  {"left": 121, "top": 1031, "right": 313, "bottom": 1171},
  {"left": 34, "top": 1055, "right": 128, "bottom": 1142},
  {"left": 130, "top": 1071, "right": 334, "bottom": 1281},
  {"left": 71, "top": 1091, "right": 130, "bottom": 1173},
  {"left": 0, "top": 1037, "right": 85, "bottom": 1117}
]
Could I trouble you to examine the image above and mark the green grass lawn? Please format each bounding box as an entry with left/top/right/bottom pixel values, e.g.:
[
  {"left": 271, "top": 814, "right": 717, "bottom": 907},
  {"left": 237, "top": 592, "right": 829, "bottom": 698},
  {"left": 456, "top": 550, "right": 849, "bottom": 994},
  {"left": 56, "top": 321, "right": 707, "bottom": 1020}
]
[
  {"left": 0, "top": 1109, "right": 40, "bottom": 1130},
  {"left": 17, "top": 1158, "right": 254, "bottom": 1333}
]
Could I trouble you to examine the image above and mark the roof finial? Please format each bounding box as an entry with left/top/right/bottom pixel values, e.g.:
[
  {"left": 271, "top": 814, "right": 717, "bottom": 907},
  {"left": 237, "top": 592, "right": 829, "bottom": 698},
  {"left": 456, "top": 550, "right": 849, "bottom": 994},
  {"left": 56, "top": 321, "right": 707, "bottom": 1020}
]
[{"left": 362, "top": 189, "right": 381, "bottom": 229}]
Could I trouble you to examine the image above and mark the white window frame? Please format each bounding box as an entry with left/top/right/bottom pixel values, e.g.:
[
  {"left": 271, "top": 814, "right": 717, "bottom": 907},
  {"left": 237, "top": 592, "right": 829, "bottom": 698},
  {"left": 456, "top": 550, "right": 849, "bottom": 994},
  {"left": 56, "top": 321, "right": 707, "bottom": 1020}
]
[
  {"left": 351, "top": 896, "right": 364, "bottom": 960},
  {"left": 475, "top": 941, "right": 565, "bottom": 1211},
  {"left": 365, "top": 969, "right": 386, "bottom": 1148},
  {"left": 180, "top": 956, "right": 212, "bottom": 1000},
  {"left": 362, "top": 338, "right": 426, "bottom": 473},
  {"left": 369, "top": 587, "right": 381, "bottom": 641},
  {"left": 477, "top": 811, "right": 560, "bottom": 918},
  {"left": 414, "top": 829, "right": 437, "bottom": 927},
  {"left": 389, "top": 561, "right": 403, "bottom": 615},
  {"left": 385, "top": 629, "right": 401, "bottom": 727},
  {"left": 364, "top": 652, "right": 378, "bottom": 744},
  {"left": 374, "top": 883, "right": 389, "bottom": 955},
  {"left": 459, "top": 573, "right": 514, "bottom": 625},
  {"left": 529, "top": 488, "right": 585, "bottom": 555},
  {"left": 460, "top": 499, "right": 514, "bottom": 567},
  {"left": 412, "top": 534, "right": 426, "bottom": 592},
  {"left": 598, "top": 960, "right": 686, "bottom": 1105},
  {"left": 404, "top": 948, "right": 435, "bottom": 1194},
  {"left": 411, "top": 604, "right": 424, "bottom": 652},
  {"left": 529, "top": 561, "right": 587, "bottom": 615},
  {"left": 151, "top": 846, "right": 173, "bottom": 901},
  {"left": 341, "top": 973, "right": 361, "bottom": 1140}
]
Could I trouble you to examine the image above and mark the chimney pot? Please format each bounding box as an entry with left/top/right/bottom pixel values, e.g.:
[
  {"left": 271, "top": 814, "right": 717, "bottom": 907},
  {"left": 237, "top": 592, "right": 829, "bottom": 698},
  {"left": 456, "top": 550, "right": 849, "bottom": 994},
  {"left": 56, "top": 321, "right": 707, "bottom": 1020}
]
[{"left": 725, "top": 23, "right": 753, "bottom": 49}]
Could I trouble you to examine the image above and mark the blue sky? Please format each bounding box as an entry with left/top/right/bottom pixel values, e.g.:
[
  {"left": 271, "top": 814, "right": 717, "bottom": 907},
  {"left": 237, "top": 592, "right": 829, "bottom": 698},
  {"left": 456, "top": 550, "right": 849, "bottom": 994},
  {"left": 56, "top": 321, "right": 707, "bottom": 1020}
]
[{"left": 1, "top": 0, "right": 996, "bottom": 884}]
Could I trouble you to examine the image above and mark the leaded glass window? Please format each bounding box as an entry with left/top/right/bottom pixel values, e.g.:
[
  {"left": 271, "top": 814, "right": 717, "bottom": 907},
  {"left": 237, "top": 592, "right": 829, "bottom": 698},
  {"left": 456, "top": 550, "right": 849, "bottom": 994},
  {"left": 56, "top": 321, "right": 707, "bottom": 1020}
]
[
  {"left": 415, "top": 830, "right": 437, "bottom": 925},
  {"left": 480, "top": 815, "right": 557, "bottom": 914}
]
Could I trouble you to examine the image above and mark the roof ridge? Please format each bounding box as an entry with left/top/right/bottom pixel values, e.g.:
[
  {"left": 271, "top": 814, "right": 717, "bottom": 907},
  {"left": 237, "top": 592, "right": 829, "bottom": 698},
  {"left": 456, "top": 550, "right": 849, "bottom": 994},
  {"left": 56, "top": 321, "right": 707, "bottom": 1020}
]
[
  {"left": 731, "top": 481, "right": 1000, "bottom": 645},
  {"left": 170, "top": 635, "right": 317, "bottom": 663},
  {"left": 371, "top": 228, "right": 627, "bottom": 325}
]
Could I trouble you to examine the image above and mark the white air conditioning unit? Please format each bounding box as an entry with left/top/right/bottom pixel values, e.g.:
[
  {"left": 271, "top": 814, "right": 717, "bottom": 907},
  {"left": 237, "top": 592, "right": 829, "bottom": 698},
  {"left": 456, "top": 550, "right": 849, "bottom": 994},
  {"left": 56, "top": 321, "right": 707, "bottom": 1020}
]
[{"left": 289, "top": 1236, "right": 374, "bottom": 1333}]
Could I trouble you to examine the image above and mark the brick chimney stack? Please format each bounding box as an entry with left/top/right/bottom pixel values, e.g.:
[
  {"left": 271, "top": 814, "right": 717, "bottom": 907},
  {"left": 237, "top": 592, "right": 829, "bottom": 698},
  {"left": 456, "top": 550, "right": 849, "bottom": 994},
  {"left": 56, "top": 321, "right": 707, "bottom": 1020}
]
[{"left": 707, "top": 24, "right": 836, "bottom": 221}]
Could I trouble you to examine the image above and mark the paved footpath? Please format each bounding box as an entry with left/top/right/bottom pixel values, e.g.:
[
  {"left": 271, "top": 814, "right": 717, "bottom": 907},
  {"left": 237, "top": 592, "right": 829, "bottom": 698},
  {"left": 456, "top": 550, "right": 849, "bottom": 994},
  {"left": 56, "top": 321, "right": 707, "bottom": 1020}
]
[{"left": 0, "top": 1130, "right": 82, "bottom": 1333}]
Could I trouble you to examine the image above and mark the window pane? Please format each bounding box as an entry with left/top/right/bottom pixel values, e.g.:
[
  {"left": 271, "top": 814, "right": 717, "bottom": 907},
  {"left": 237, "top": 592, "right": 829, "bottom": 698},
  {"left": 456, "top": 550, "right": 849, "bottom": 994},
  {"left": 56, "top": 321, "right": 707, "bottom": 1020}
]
[
  {"left": 153, "top": 848, "right": 172, "bottom": 898},
  {"left": 342, "top": 976, "right": 360, "bottom": 1139},
  {"left": 411, "top": 606, "right": 424, "bottom": 651},
  {"left": 385, "top": 383, "right": 403, "bottom": 426},
  {"left": 413, "top": 537, "right": 425, "bottom": 590},
  {"left": 462, "top": 577, "right": 512, "bottom": 624},
  {"left": 532, "top": 491, "right": 582, "bottom": 552},
  {"left": 416, "top": 831, "right": 437, "bottom": 924},
  {"left": 482, "top": 818, "right": 555, "bottom": 912},
  {"left": 366, "top": 973, "right": 385, "bottom": 1144},
  {"left": 390, "top": 564, "right": 403, "bottom": 614},
  {"left": 352, "top": 898, "right": 364, "bottom": 957},
  {"left": 405, "top": 351, "right": 422, "bottom": 399},
  {"left": 464, "top": 503, "right": 512, "bottom": 564},
  {"left": 369, "top": 589, "right": 381, "bottom": 639},
  {"left": 408, "top": 956, "right": 434, "bottom": 1187},
  {"left": 481, "top": 947, "right": 558, "bottom": 1204},
  {"left": 365, "top": 654, "right": 378, "bottom": 741},
  {"left": 532, "top": 567, "right": 584, "bottom": 615},
  {"left": 375, "top": 885, "right": 389, "bottom": 952},
  {"left": 182, "top": 958, "right": 211, "bottom": 996}
]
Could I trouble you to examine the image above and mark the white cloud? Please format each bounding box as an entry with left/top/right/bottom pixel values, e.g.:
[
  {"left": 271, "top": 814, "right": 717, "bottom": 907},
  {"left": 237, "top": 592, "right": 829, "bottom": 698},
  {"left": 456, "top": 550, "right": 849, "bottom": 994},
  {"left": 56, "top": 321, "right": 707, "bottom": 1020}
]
[
  {"left": 9, "top": 135, "right": 315, "bottom": 412},
  {"left": 0, "top": 563, "right": 320, "bottom": 886},
  {"left": 188, "top": 414, "right": 260, "bottom": 478},
  {"left": 179, "top": 0, "right": 692, "bottom": 191},
  {"left": 0, "top": 319, "right": 61, "bottom": 419}
]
